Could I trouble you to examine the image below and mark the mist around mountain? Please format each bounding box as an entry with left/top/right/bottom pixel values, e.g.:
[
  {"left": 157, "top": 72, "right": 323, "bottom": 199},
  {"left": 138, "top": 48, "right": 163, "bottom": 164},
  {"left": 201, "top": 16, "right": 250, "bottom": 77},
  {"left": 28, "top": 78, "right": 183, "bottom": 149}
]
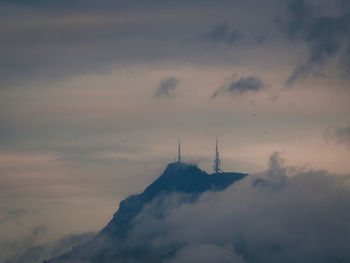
[
  {"left": 4, "top": 232, "right": 96, "bottom": 263},
  {"left": 46, "top": 162, "right": 246, "bottom": 263},
  {"left": 42, "top": 154, "right": 350, "bottom": 263}
]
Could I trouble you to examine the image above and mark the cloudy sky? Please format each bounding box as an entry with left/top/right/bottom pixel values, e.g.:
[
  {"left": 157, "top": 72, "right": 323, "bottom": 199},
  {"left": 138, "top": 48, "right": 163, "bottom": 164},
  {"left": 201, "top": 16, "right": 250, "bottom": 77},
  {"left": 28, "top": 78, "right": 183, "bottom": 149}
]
[{"left": 1, "top": 0, "right": 350, "bottom": 260}]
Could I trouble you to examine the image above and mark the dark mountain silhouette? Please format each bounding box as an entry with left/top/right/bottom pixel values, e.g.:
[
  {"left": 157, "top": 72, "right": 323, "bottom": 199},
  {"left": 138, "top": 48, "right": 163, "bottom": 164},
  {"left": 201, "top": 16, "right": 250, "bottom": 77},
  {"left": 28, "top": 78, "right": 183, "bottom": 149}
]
[{"left": 45, "top": 162, "right": 247, "bottom": 263}]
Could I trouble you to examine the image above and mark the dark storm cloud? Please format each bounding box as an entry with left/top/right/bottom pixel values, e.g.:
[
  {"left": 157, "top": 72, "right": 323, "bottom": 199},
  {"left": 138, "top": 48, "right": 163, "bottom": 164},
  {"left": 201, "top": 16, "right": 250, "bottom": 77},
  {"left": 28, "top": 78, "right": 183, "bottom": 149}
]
[
  {"left": 154, "top": 77, "right": 179, "bottom": 99},
  {"left": 278, "top": 0, "right": 350, "bottom": 86},
  {"left": 202, "top": 22, "right": 242, "bottom": 45},
  {"left": 211, "top": 76, "right": 265, "bottom": 99}
]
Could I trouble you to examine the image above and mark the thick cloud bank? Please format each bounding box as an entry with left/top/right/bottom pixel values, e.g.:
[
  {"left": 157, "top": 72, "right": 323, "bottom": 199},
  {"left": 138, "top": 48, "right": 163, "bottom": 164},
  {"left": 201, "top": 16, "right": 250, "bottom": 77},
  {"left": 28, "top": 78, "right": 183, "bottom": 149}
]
[{"left": 126, "top": 154, "right": 350, "bottom": 263}]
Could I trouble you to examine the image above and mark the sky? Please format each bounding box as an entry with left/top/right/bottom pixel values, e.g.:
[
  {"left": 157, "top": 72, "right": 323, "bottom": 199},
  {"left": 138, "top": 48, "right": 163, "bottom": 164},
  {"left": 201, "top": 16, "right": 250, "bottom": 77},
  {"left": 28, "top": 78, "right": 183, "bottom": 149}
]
[{"left": 1, "top": 0, "right": 350, "bottom": 260}]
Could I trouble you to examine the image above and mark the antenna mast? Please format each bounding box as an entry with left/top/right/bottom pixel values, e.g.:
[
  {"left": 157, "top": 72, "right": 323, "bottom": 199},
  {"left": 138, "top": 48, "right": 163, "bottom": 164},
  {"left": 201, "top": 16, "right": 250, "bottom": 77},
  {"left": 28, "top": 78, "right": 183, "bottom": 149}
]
[
  {"left": 213, "top": 137, "right": 222, "bottom": 173},
  {"left": 177, "top": 140, "right": 181, "bottom": 162}
]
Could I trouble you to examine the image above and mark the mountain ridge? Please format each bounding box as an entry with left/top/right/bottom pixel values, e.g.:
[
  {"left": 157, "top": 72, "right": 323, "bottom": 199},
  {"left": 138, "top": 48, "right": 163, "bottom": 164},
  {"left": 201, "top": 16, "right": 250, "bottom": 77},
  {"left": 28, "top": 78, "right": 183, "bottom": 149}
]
[{"left": 45, "top": 162, "right": 247, "bottom": 263}]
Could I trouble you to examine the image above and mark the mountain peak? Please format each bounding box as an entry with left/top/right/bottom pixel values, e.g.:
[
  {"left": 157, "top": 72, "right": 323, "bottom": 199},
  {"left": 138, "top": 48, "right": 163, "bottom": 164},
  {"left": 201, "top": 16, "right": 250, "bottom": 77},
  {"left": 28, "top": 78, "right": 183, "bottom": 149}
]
[
  {"left": 47, "top": 163, "right": 247, "bottom": 262},
  {"left": 161, "top": 162, "right": 200, "bottom": 176},
  {"left": 101, "top": 162, "right": 246, "bottom": 238}
]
